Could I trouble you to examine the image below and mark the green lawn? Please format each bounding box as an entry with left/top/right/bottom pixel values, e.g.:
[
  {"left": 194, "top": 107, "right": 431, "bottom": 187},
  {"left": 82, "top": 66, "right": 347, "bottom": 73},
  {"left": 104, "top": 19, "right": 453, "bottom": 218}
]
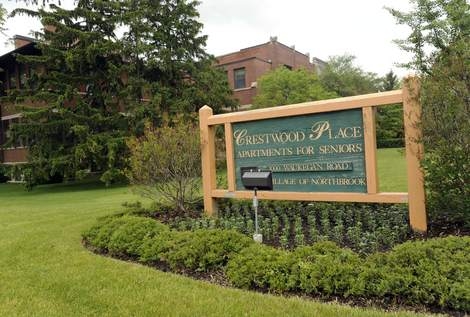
[
  {"left": 0, "top": 149, "right": 424, "bottom": 317},
  {"left": 377, "top": 148, "right": 407, "bottom": 192}
]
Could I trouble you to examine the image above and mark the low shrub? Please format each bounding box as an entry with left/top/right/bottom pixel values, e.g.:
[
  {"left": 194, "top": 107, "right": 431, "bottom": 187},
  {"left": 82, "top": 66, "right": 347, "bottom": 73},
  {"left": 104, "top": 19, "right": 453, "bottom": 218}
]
[
  {"left": 227, "top": 241, "right": 362, "bottom": 296},
  {"left": 226, "top": 237, "right": 470, "bottom": 312},
  {"left": 160, "top": 229, "right": 253, "bottom": 272},
  {"left": 107, "top": 216, "right": 169, "bottom": 257},
  {"left": 359, "top": 236, "right": 470, "bottom": 311},
  {"left": 82, "top": 216, "right": 131, "bottom": 251},
  {"left": 376, "top": 138, "right": 404, "bottom": 148},
  {"left": 291, "top": 241, "right": 362, "bottom": 297},
  {"left": 84, "top": 214, "right": 470, "bottom": 313},
  {"left": 82, "top": 215, "right": 169, "bottom": 257},
  {"left": 85, "top": 215, "right": 252, "bottom": 272},
  {"left": 226, "top": 244, "right": 294, "bottom": 292},
  {"left": 139, "top": 231, "right": 175, "bottom": 264}
]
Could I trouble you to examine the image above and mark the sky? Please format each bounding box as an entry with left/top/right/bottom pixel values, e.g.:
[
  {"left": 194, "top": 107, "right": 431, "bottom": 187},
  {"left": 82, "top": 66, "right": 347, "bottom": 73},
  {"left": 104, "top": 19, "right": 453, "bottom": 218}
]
[{"left": 0, "top": 0, "right": 414, "bottom": 77}]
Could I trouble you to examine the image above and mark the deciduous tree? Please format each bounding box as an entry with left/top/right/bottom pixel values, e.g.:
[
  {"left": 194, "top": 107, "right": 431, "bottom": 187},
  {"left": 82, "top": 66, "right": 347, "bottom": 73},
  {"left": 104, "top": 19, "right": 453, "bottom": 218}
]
[
  {"left": 253, "top": 67, "right": 335, "bottom": 108},
  {"left": 389, "top": 0, "right": 470, "bottom": 228},
  {"left": 7, "top": 0, "right": 234, "bottom": 188},
  {"left": 127, "top": 119, "right": 201, "bottom": 212},
  {"left": 319, "top": 54, "right": 380, "bottom": 97}
]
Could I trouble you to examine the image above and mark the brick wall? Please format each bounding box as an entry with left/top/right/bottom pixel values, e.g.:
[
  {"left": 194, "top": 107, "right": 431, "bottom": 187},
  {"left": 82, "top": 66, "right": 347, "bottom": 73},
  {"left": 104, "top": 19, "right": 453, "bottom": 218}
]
[
  {"left": 2, "top": 148, "right": 28, "bottom": 163},
  {"left": 216, "top": 39, "right": 315, "bottom": 106}
]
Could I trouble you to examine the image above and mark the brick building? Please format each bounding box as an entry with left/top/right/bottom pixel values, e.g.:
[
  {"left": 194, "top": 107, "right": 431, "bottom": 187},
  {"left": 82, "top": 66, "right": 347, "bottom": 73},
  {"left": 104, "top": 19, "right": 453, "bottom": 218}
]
[
  {"left": 0, "top": 36, "right": 41, "bottom": 170},
  {"left": 215, "top": 37, "right": 324, "bottom": 106}
]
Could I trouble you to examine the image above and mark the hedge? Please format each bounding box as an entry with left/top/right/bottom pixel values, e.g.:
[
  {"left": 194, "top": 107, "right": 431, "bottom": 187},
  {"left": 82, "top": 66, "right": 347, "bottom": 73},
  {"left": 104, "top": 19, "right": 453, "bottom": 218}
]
[
  {"left": 82, "top": 215, "right": 169, "bottom": 256},
  {"left": 83, "top": 215, "right": 470, "bottom": 313},
  {"left": 226, "top": 236, "right": 470, "bottom": 311},
  {"left": 140, "top": 228, "right": 252, "bottom": 272}
]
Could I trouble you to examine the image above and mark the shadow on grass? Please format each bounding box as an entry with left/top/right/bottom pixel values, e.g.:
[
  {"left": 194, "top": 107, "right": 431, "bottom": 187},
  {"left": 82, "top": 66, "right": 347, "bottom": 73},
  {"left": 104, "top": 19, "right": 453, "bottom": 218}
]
[{"left": 0, "top": 178, "right": 129, "bottom": 197}]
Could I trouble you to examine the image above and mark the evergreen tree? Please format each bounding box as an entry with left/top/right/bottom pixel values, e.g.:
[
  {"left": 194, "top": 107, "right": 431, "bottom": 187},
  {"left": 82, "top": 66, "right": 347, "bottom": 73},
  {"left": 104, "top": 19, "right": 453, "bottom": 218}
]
[
  {"left": 9, "top": 0, "right": 234, "bottom": 188},
  {"left": 11, "top": 1, "right": 131, "bottom": 187},
  {"left": 381, "top": 70, "right": 399, "bottom": 91},
  {"left": 376, "top": 70, "right": 404, "bottom": 147},
  {"left": 0, "top": 4, "right": 6, "bottom": 32},
  {"left": 120, "top": 0, "right": 235, "bottom": 115}
]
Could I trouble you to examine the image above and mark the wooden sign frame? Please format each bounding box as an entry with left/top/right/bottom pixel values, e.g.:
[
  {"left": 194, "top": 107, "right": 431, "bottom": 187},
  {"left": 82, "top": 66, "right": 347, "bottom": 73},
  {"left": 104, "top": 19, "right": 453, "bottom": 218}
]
[{"left": 199, "top": 76, "right": 426, "bottom": 232}]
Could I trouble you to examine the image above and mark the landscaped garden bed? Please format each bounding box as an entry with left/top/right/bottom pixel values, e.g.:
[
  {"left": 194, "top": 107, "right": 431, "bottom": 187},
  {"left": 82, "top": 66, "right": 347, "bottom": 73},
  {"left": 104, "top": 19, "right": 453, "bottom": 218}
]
[
  {"left": 150, "top": 200, "right": 414, "bottom": 255},
  {"left": 82, "top": 210, "right": 470, "bottom": 316}
]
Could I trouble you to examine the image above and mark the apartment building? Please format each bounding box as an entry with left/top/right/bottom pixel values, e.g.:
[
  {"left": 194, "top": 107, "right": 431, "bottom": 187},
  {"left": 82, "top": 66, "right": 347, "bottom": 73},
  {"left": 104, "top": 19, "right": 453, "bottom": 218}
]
[
  {"left": 0, "top": 36, "right": 41, "bottom": 168},
  {"left": 215, "top": 37, "right": 325, "bottom": 106}
]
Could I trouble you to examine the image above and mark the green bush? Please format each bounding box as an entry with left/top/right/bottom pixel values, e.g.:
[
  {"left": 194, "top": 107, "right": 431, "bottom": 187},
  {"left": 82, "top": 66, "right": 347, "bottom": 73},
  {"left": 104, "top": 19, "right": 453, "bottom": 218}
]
[
  {"left": 107, "top": 216, "right": 169, "bottom": 257},
  {"left": 226, "top": 237, "right": 470, "bottom": 312},
  {"left": 389, "top": 1, "right": 470, "bottom": 230},
  {"left": 127, "top": 119, "right": 202, "bottom": 213},
  {"left": 139, "top": 231, "right": 175, "bottom": 264},
  {"left": 82, "top": 215, "right": 169, "bottom": 256},
  {"left": 84, "top": 214, "right": 470, "bottom": 313},
  {"left": 360, "top": 236, "right": 470, "bottom": 311},
  {"left": 82, "top": 216, "right": 131, "bottom": 251},
  {"left": 227, "top": 241, "right": 362, "bottom": 296},
  {"left": 226, "top": 244, "right": 294, "bottom": 292},
  {"left": 424, "top": 145, "right": 470, "bottom": 229},
  {"left": 161, "top": 229, "right": 253, "bottom": 272},
  {"left": 376, "top": 138, "right": 404, "bottom": 148},
  {"left": 291, "top": 242, "right": 362, "bottom": 297}
]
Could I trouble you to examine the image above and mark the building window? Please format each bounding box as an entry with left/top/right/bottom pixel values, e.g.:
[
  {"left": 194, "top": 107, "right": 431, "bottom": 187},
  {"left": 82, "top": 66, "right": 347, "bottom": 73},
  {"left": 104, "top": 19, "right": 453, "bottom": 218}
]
[
  {"left": 1, "top": 117, "right": 26, "bottom": 148},
  {"left": 0, "top": 119, "right": 8, "bottom": 146},
  {"left": 8, "top": 69, "right": 17, "bottom": 90},
  {"left": 19, "top": 64, "right": 28, "bottom": 89},
  {"left": 283, "top": 64, "right": 293, "bottom": 70},
  {"left": 0, "top": 72, "right": 6, "bottom": 96},
  {"left": 234, "top": 68, "right": 246, "bottom": 89}
]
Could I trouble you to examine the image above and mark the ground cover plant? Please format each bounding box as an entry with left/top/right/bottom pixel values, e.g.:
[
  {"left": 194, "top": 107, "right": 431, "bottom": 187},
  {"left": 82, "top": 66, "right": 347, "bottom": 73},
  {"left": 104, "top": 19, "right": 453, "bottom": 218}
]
[
  {"left": 82, "top": 212, "right": 470, "bottom": 315},
  {"left": 2, "top": 182, "right": 427, "bottom": 317},
  {"left": 164, "top": 201, "right": 412, "bottom": 255}
]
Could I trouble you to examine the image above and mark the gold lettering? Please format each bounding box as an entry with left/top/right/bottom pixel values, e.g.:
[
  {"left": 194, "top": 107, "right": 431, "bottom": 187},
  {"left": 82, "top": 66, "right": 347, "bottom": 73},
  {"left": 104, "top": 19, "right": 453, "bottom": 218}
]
[
  {"left": 332, "top": 126, "right": 363, "bottom": 139},
  {"left": 296, "top": 145, "right": 315, "bottom": 155},
  {"left": 309, "top": 121, "right": 330, "bottom": 140},
  {"left": 308, "top": 177, "right": 366, "bottom": 186},
  {"left": 319, "top": 143, "right": 363, "bottom": 155},
  {"left": 236, "top": 147, "right": 295, "bottom": 159},
  {"left": 269, "top": 161, "right": 353, "bottom": 172},
  {"left": 273, "top": 178, "right": 297, "bottom": 185},
  {"left": 233, "top": 129, "right": 247, "bottom": 146}
]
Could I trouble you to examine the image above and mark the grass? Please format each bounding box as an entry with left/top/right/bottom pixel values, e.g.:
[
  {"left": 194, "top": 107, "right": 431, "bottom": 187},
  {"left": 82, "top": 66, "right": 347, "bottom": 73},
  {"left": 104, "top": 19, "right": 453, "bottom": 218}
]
[
  {"left": 0, "top": 178, "right": 433, "bottom": 317},
  {"left": 377, "top": 148, "right": 407, "bottom": 192}
]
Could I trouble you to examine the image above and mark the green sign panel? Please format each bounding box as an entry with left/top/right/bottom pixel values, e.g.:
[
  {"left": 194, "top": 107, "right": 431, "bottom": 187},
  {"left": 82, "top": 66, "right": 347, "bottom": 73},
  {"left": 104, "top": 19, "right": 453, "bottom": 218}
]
[{"left": 233, "top": 109, "right": 367, "bottom": 192}]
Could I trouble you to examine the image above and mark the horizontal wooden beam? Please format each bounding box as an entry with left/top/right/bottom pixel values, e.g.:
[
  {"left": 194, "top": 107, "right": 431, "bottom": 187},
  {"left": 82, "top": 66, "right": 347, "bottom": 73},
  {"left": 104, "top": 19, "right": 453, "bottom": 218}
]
[
  {"left": 212, "top": 189, "right": 408, "bottom": 204},
  {"left": 207, "top": 90, "right": 403, "bottom": 125}
]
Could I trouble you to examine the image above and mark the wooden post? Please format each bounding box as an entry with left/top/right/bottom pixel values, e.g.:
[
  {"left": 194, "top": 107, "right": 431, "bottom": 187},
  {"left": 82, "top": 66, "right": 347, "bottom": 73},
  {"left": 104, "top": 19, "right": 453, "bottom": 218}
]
[
  {"left": 403, "top": 76, "right": 427, "bottom": 232},
  {"left": 224, "top": 122, "right": 236, "bottom": 192},
  {"left": 363, "top": 106, "right": 379, "bottom": 194},
  {"left": 199, "top": 105, "right": 217, "bottom": 216}
]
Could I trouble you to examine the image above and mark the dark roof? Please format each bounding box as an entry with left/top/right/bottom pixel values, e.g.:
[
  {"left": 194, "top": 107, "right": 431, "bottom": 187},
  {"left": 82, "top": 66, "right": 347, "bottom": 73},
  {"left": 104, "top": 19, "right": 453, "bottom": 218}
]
[{"left": 0, "top": 41, "right": 40, "bottom": 69}]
